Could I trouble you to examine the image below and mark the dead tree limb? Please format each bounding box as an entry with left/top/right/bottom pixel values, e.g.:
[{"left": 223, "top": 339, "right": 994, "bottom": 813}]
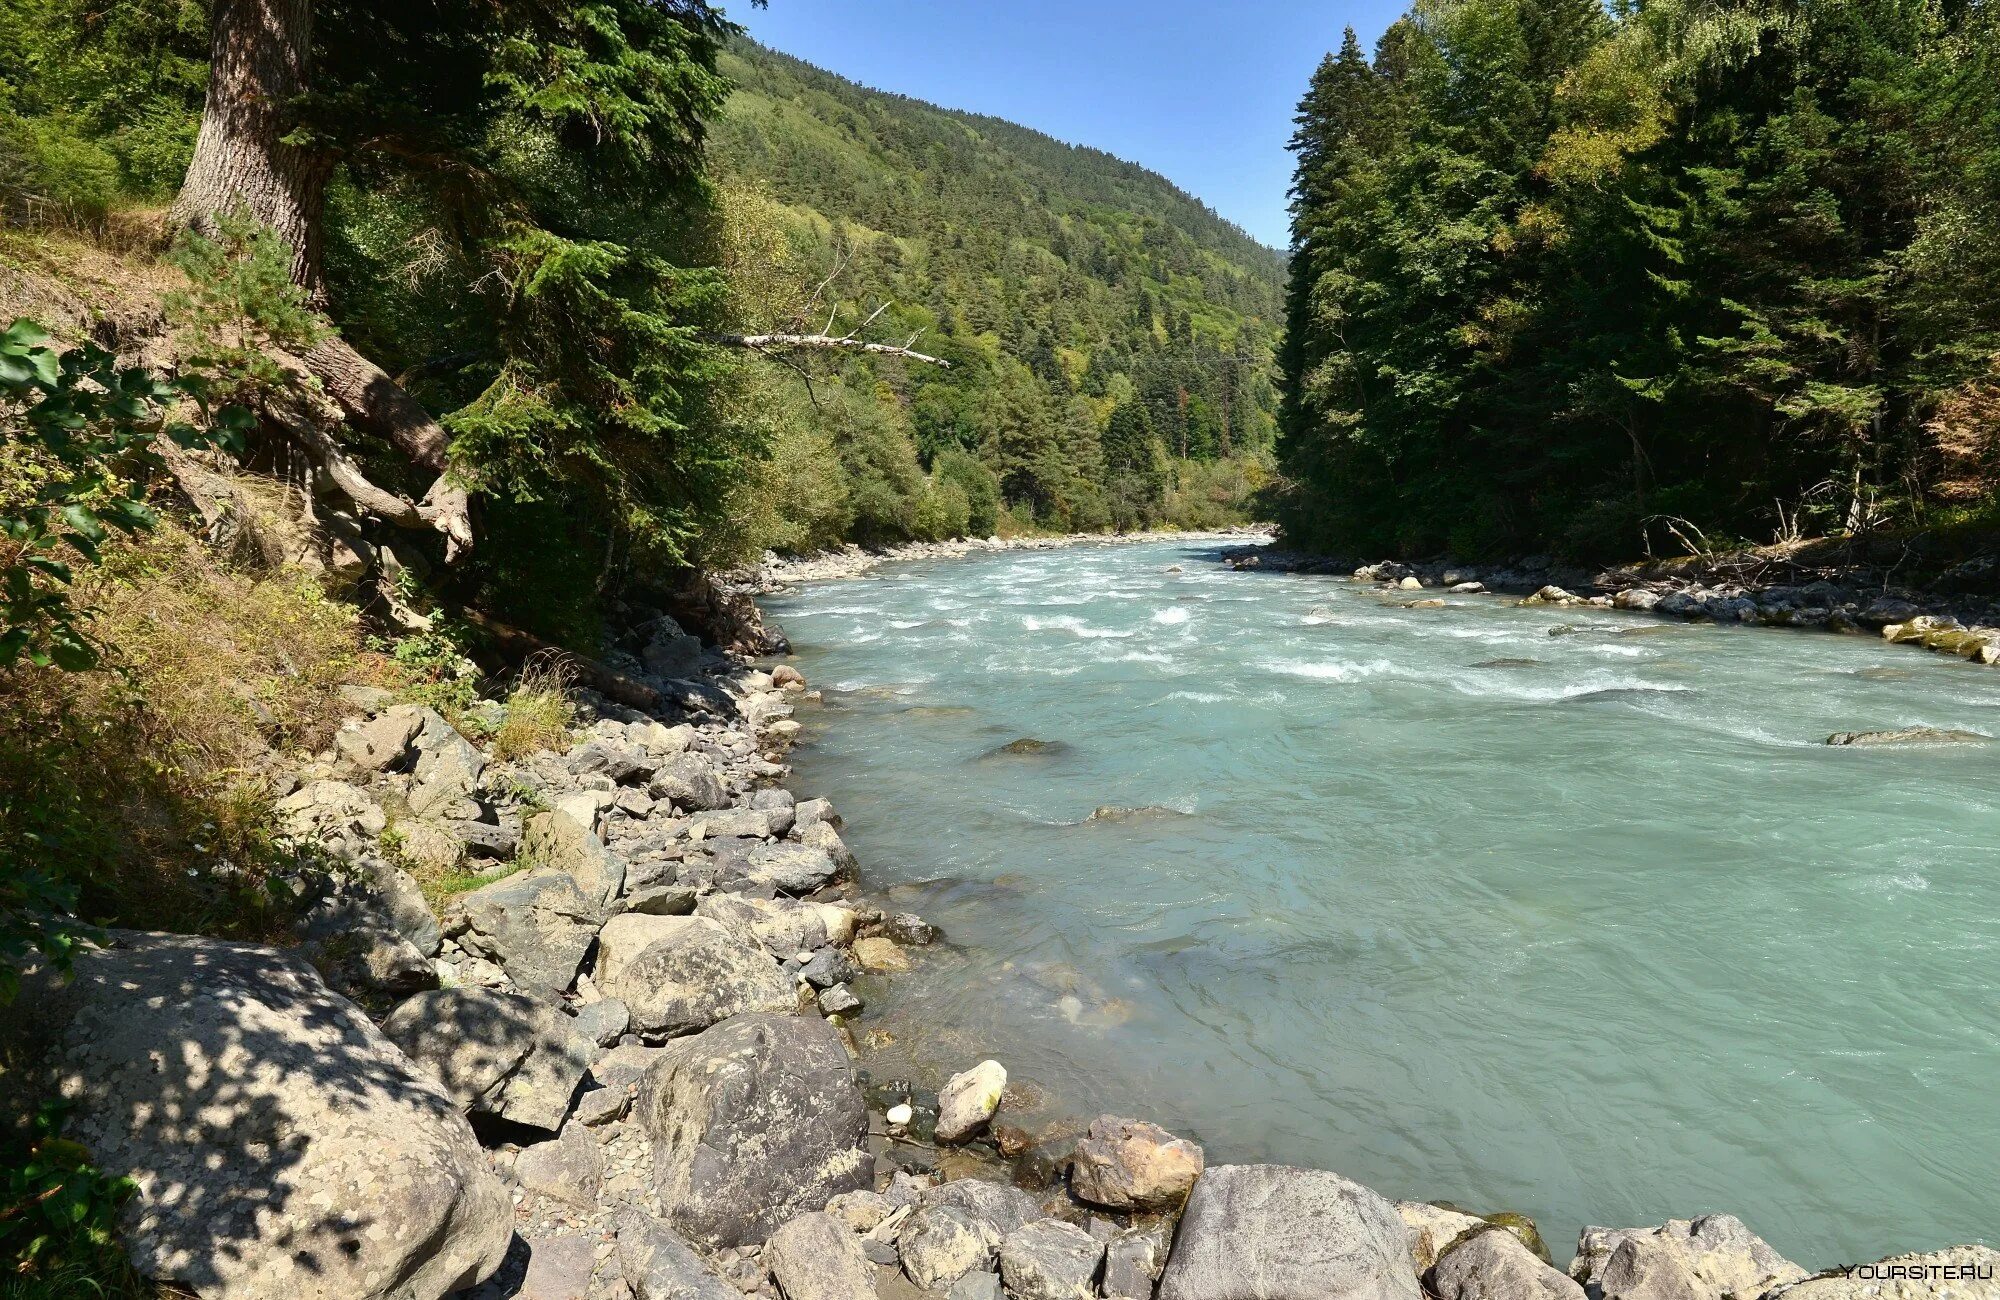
[
  {"left": 302, "top": 334, "right": 453, "bottom": 470},
  {"left": 708, "top": 332, "right": 950, "bottom": 367},
  {"left": 458, "top": 608, "right": 664, "bottom": 712}
]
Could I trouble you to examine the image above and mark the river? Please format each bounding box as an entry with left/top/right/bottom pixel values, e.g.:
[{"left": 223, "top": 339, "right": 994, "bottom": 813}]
[{"left": 764, "top": 538, "right": 1999, "bottom": 1268}]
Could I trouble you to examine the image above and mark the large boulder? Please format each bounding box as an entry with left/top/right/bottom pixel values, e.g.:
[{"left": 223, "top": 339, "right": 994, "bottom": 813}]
[
  {"left": 601, "top": 915, "right": 794, "bottom": 1036},
  {"left": 918, "top": 1179, "right": 1044, "bottom": 1235},
  {"left": 1068, "top": 1115, "right": 1204, "bottom": 1210},
  {"left": 522, "top": 807, "right": 626, "bottom": 906},
  {"left": 1763, "top": 1247, "right": 2000, "bottom": 1300},
  {"left": 637, "top": 1013, "right": 873, "bottom": 1247},
  {"left": 648, "top": 752, "right": 731, "bottom": 811},
  {"left": 446, "top": 869, "right": 601, "bottom": 998},
  {"left": 999, "top": 1219, "right": 1104, "bottom": 1300},
  {"left": 1572, "top": 1216, "right": 1807, "bottom": 1300},
  {"left": 1103, "top": 1223, "right": 1173, "bottom": 1300},
  {"left": 1397, "top": 1202, "right": 1486, "bottom": 1273},
  {"left": 383, "top": 987, "right": 592, "bottom": 1132},
  {"left": 1434, "top": 1230, "right": 1584, "bottom": 1300},
  {"left": 1, "top": 932, "right": 511, "bottom": 1300},
  {"left": 900, "top": 1206, "right": 1003, "bottom": 1290},
  {"left": 333, "top": 707, "right": 422, "bottom": 776},
  {"left": 276, "top": 779, "right": 386, "bottom": 855},
  {"left": 1156, "top": 1164, "right": 1421, "bottom": 1300},
  {"left": 616, "top": 1208, "right": 740, "bottom": 1300},
  {"left": 765, "top": 1211, "right": 880, "bottom": 1300},
  {"left": 408, "top": 710, "right": 488, "bottom": 819},
  {"left": 711, "top": 840, "right": 843, "bottom": 895}
]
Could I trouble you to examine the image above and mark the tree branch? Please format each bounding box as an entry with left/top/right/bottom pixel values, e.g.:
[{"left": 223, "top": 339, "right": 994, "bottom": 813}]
[{"left": 708, "top": 332, "right": 950, "bottom": 367}]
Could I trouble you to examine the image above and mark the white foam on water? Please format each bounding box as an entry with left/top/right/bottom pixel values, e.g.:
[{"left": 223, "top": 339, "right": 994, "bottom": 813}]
[
  {"left": 1153, "top": 607, "right": 1192, "bottom": 625},
  {"left": 1263, "top": 658, "right": 1397, "bottom": 682}
]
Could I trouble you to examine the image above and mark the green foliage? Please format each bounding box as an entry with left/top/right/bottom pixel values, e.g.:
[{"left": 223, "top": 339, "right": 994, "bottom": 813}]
[
  {"left": 1278, "top": 1, "right": 2000, "bottom": 561},
  {"left": 709, "top": 40, "right": 1283, "bottom": 547},
  {"left": 0, "top": 1102, "right": 140, "bottom": 1286},
  {"left": 378, "top": 622, "right": 482, "bottom": 719}
]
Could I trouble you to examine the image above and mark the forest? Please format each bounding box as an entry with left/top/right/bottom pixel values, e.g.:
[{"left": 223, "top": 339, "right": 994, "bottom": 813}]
[{"left": 1276, "top": 0, "right": 2000, "bottom": 562}]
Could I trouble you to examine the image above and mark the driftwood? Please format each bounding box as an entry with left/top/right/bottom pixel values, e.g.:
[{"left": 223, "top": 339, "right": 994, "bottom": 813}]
[{"left": 459, "top": 608, "right": 664, "bottom": 713}]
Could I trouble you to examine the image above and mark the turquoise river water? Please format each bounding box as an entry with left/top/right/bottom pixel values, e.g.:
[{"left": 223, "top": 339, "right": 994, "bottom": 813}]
[{"left": 765, "top": 538, "right": 1999, "bottom": 1268}]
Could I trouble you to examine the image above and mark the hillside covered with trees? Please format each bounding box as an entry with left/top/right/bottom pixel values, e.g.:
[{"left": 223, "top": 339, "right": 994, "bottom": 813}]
[
  {"left": 1276, "top": 0, "right": 2000, "bottom": 563},
  {"left": 709, "top": 40, "right": 1284, "bottom": 547}
]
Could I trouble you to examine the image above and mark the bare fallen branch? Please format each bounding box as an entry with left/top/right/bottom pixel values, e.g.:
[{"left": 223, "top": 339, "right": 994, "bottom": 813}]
[{"left": 708, "top": 332, "right": 950, "bottom": 367}]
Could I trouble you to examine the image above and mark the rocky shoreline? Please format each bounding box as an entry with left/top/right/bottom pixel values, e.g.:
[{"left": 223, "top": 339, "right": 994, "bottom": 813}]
[
  {"left": 1225, "top": 544, "right": 2000, "bottom": 676},
  {"left": 734, "top": 527, "right": 1273, "bottom": 595},
  {"left": 5, "top": 569, "right": 1996, "bottom": 1300}
]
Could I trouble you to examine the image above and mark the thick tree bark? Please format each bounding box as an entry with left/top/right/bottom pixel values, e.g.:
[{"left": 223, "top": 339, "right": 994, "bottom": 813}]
[
  {"left": 171, "top": 0, "right": 331, "bottom": 294},
  {"left": 302, "top": 334, "right": 453, "bottom": 470}
]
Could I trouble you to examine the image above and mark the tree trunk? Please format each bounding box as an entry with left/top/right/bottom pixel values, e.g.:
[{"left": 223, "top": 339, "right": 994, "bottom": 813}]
[{"left": 170, "top": 0, "right": 331, "bottom": 294}]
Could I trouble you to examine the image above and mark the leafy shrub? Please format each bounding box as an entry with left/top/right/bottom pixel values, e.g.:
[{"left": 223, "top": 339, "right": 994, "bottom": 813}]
[{"left": 0, "top": 1102, "right": 140, "bottom": 1288}]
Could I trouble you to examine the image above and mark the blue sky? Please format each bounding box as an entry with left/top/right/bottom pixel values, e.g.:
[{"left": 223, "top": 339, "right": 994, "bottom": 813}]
[{"left": 733, "top": 1, "right": 1408, "bottom": 250}]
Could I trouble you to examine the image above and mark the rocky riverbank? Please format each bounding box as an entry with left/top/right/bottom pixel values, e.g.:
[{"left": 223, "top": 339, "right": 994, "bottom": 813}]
[
  {"left": 5, "top": 580, "right": 1996, "bottom": 1300},
  {"left": 735, "top": 527, "right": 1273, "bottom": 594},
  {"left": 1226, "top": 543, "right": 2000, "bottom": 676}
]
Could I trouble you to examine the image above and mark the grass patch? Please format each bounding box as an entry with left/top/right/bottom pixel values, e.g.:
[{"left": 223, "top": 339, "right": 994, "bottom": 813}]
[
  {"left": 0, "top": 520, "right": 395, "bottom": 942},
  {"left": 490, "top": 655, "right": 577, "bottom": 761}
]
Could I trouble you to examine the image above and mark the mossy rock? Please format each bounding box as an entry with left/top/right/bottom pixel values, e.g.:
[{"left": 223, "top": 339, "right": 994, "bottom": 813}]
[{"left": 1480, "top": 1210, "right": 1551, "bottom": 1264}]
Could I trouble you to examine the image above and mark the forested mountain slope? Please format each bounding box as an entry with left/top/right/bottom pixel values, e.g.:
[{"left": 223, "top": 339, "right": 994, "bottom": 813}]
[{"left": 709, "top": 40, "right": 1284, "bottom": 544}]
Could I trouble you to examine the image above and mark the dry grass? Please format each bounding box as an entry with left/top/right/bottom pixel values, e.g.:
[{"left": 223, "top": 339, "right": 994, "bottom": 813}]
[
  {"left": 0, "top": 519, "right": 396, "bottom": 939},
  {"left": 489, "top": 653, "right": 578, "bottom": 761}
]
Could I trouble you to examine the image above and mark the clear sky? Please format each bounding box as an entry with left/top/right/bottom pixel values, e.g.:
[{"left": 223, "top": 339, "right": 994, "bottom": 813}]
[{"left": 732, "top": 1, "right": 1409, "bottom": 250}]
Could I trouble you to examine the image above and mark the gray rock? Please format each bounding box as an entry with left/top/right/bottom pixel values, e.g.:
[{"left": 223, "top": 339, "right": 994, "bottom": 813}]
[
  {"left": 712, "top": 841, "right": 843, "bottom": 894},
  {"left": 574, "top": 998, "right": 631, "bottom": 1047},
  {"left": 998, "top": 1219, "right": 1104, "bottom": 1300},
  {"left": 935, "top": 1060, "right": 1006, "bottom": 1143},
  {"left": 751, "top": 787, "right": 797, "bottom": 835},
  {"left": 334, "top": 707, "right": 422, "bottom": 775},
  {"left": 1761, "top": 1246, "right": 2000, "bottom": 1300},
  {"left": 626, "top": 883, "right": 699, "bottom": 916},
  {"left": 1859, "top": 596, "right": 1924, "bottom": 626},
  {"left": 765, "top": 1211, "right": 879, "bottom": 1300},
  {"left": 1825, "top": 726, "right": 1989, "bottom": 747},
  {"left": 690, "top": 806, "right": 776, "bottom": 840},
  {"left": 306, "top": 923, "right": 438, "bottom": 998},
  {"left": 881, "top": 913, "right": 939, "bottom": 946},
  {"left": 948, "top": 1270, "right": 1005, "bottom": 1300},
  {"left": 514, "top": 1123, "right": 603, "bottom": 1208},
  {"left": 4, "top": 931, "right": 511, "bottom": 1300},
  {"left": 523, "top": 808, "right": 627, "bottom": 906},
  {"left": 602, "top": 915, "right": 795, "bottom": 1036},
  {"left": 277, "top": 779, "right": 387, "bottom": 850},
  {"left": 1103, "top": 1223, "right": 1172, "bottom": 1300},
  {"left": 649, "top": 752, "right": 731, "bottom": 812},
  {"left": 637, "top": 1013, "right": 872, "bottom": 1247},
  {"left": 1155, "top": 1164, "right": 1421, "bottom": 1300},
  {"left": 409, "top": 714, "right": 488, "bottom": 819},
  {"left": 455, "top": 816, "right": 523, "bottom": 861},
  {"left": 1397, "top": 1202, "right": 1486, "bottom": 1274},
  {"left": 574, "top": 1084, "right": 631, "bottom": 1127},
  {"left": 824, "top": 1190, "right": 893, "bottom": 1234},
  {"left": 1571, "top": 1216, "right": 1807, "bottom": 1300},
  {"left": 699, "top": 893, "right": 828, "bottom": 956},
  {"left": 919, "top": 1179, "right": 1043, "bottom": 1235},
  {"left": 447, "top": 869, "right": 601, "bottom": 999},
  {"left": 643, "top": 618, "right": 706, "bottom": 680},
  {"left": 383, "top": 987, "right": 592, "bottom": 1132},
  {"left": 801, "top": 948, "right": 862, "bottom": 989},
  {"left": 1434, "top": 1230, "right": 1583, "bottom": 1300},
  {"left": 569, "top": 739, "right": 653, "bottom": 783},
  {"left": 899, "top": 1206, "right": 1002, "bottom": 1290},
  {"left": 793, "top": 798, "right": 837, "bottom": 831},
  {"left": 799, "top": 820, "right": 855, "bottom": 870},
  {"left": 1612, "top": 588, "right": 1662, "bottom": 612},
  {"left": 817, "top": 984, "right": 863, "bottom": 1017},
  {"left": 616, "top": 1208, "right": 740, "bottom": 1300},
  {"left": 338, "top": 683, "right": 397, "bottom": 713},
  {"left": 515, "top": 1234, "right": 598, "bottom": 1300},
  {"left": 862, "top": 1238, "right": 900, "bottom": 1267}
]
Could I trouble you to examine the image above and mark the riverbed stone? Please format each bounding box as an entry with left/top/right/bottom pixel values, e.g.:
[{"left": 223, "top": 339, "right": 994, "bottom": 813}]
[
  {"left": 382, "top": 987, "right": 592, "bottom": 1132},
  {"left": 513, "top": 1122, "right": 603, "bottom": 1207},
  {"left": 446, "top": 868, "right": 600, "bottom": 998},
  {"left": 1398, "top": 1202, "right": 1487, "bottom": 1273},
  {"left": 853, "top": 935, "right": 911, "bottom": 971},
  {"left": 3, "top": 931, "right": 512, "bottom": 1300},
  {"left": 1103, "top": 1223, "right": 1173, "bottom": 1300},
  {"left": 1762, "top": 1246, "right": 2000, "bottom": 1300},
  {"left": 949, "top": 1270, "right": 1005, "bottom": 1300},
  {"left": 1825, "top": 726, "right": 1989, "bottom": 747},
  {"left": 334, "top": 707, "right": 422, "bottom": 776},
  {"left": 1156, "top": 1164, "right": 1421, "bottom": 1300},
  {"left": 712, "top": 840, "right": 844, "bottom": 894},
  {"left": 602, "top": 915, "right": 795, "bottom": 1036},
  {"left": 999, "top": 1218, "right": 1104, "bottom": 1300},
  {"left": 765, "top": 1210, "right": 879, "bottom": 1300},
  {"left": 523, "top": 807, "right": 625, "bottom": 905},
  {"left": 936, "top": 1059, "right": 1007, "bottom": 1143},
  {"left": 637, "top": 1013, "right": 872, "bottom": 1246},
  {"left": 1572, "top": 1215, "right": 1807, "bottom": 1300},
  {"left": 1435, "top": 1230, "right": 1584, "bottom": 1300},
  {"left": 919, "top": 1178, "right": 1043, "bottom": 1234},
  {"left": 900, "top": 1205, "right": 1003, "bottom": 1289},
  {"left": 648, "top": 752, "right": 731, "bottom": 811},
  {"left": 573, "top": 997, "right": 630, "bottom": 1046},
  {"left": 616, "top": 1207, "right": 739, "bottom": 1300},
  {"left": 1068, "top": 1114, "right": 1204, "bottom": 1210}
]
